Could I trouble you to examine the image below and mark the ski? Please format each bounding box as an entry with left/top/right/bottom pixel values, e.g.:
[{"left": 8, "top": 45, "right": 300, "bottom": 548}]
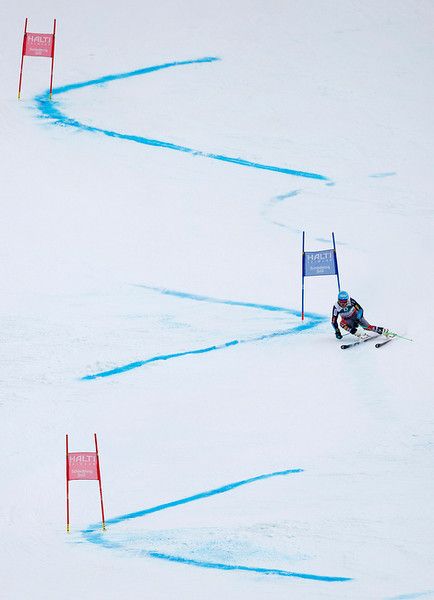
[
  {"left": 375, "top": 336, "right": 395, "bottom": 349},
  {"left": 341, "top": 334, "right": 380, "bottom": 349}
]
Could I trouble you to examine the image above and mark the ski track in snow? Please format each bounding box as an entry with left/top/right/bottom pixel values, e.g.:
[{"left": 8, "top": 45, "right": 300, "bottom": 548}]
[
  {"left": 81, "top": 286, "right": 326, "bottom": 380},
  {"left": 81, "top": 468, "right": 351, "bottom": 583}
]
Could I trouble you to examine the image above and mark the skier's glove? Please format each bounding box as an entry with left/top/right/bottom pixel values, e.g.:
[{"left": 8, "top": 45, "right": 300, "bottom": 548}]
[
  {"left": 350, "top": 326, "right": 358, "bottom": 335},
  {"left": 335, "top": 330, "right": 342, "bottom": 340}
]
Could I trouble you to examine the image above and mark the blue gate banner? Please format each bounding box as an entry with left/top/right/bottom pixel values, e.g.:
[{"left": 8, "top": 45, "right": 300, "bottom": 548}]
[
  {"left": 303, "top": 249, "right": 337, "bottom": 277},
  {"left": 301, "top": 231, "right": 341, "bottom": 320}
]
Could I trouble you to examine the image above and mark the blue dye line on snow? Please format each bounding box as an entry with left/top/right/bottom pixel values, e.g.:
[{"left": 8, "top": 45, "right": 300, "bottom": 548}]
[
  {"left": 81, "top": 468, "right": 351, "bottom": 582},
  {"left": 82, "top": 339, "right": 240, "bottom": 380},
  {"left": 81, "top": 287, "right": 325, "bottom": 380},
  {"left": 48, "top": 58, "right": 219, "bottom": 95},
  {"left": 134, "top": 284, "right": 324, "bottom": 319},
  {"left": 274, "top": 190, "right": 302, "bottom": 202},
  {"left": 369, "top": 172, "right": 396, "bottom": 178},
  {"left": 86, "top": 469, "right": 302, "bottom": 527},
  {"left": 387, "top": 592, "right": 434, "bottom": 600},
  {"left": 146, "top": 552, "right": 350, "bottom": 582},
  {"left": 261, "top": 190, "right": 304, "bottom": 230},
  {"left": 33, "top": 57, "right": 330, "bottom": 181}
]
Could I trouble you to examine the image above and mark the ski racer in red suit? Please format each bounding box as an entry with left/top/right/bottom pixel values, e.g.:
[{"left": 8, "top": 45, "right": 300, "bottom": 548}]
[{"left": 332, "top": 291, "right": 388, "bottom": 340}]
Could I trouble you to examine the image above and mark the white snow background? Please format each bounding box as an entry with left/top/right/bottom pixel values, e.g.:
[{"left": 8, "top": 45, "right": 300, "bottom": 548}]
[{"left": 0, "top": 1, "right": 433, "bottom": 599}]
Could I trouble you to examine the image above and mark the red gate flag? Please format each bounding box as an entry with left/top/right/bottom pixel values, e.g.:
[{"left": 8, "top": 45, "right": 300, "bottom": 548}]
[
  {"left": 66, "top": 434, "right": 106, "bottom": 533},
  {"left": 24, "top": 32, "right": 54, "bottom": 57},
  {"left": 68, "top": 452, "right": 98, "bottom": 480},
  {"left": 18, "top": 18, "right": 57, "bottom": 100}
]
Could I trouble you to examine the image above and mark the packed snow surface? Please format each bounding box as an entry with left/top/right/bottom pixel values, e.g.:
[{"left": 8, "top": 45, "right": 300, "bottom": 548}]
[{"left": 1, "top": 1, "right": 433, "bottom": 599}]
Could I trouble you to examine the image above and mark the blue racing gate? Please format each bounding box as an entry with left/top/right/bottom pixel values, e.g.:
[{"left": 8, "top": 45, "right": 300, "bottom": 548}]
[{"left": 301, "top": 232, "right": 341, "bottom": 320}]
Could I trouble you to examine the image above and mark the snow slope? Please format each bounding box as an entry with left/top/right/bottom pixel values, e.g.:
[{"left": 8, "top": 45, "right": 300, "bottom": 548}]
[{"left": 1, "top": 1, "right": 433, "bottom": 599}]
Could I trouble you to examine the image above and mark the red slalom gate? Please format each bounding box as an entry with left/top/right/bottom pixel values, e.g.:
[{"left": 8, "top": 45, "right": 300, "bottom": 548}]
[
  {"left": 66, "top": 434, "right": 106, "bottom": 533},
  {"left": 18, "top": 18, "right": 57, "bottom": 99}
]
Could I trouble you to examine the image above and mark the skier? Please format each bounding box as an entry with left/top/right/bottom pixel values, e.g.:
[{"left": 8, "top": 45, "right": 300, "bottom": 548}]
[{"left": 332, "top": 290, "right": 388, "bottom": 340}]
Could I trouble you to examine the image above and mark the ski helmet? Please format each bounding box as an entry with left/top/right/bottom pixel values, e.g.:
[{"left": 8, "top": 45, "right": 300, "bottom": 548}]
[{"left": 337, "top": 290, "right": 350, "bottom": 306}]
